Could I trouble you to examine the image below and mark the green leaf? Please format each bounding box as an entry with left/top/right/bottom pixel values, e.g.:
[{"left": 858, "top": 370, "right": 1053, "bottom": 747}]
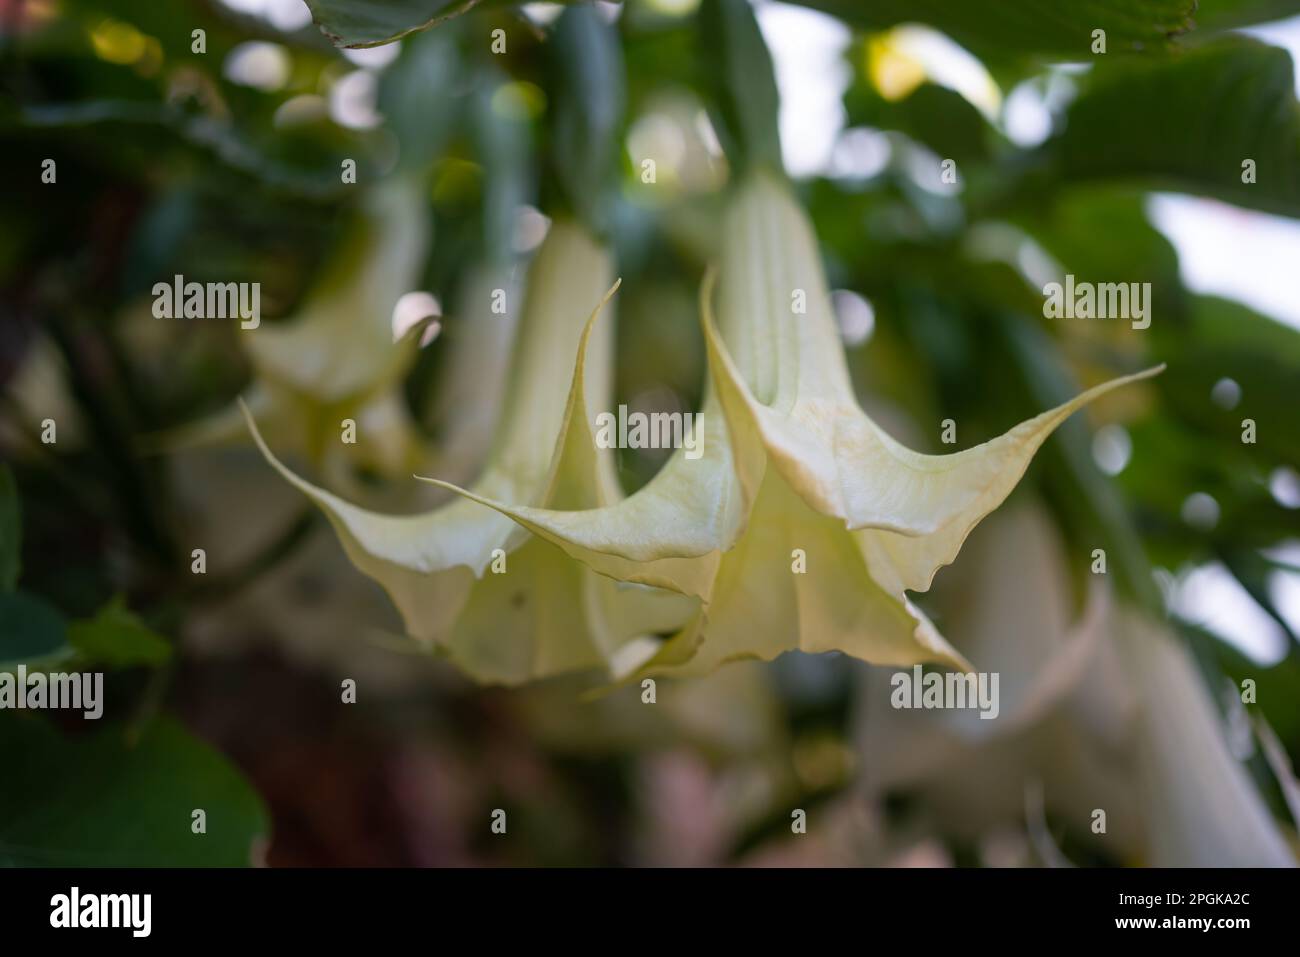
[
  {"left": 1014, "top": 187, "right": 1182, "bottom": 295},
  {"left": 18, "top": 101, "right": 352, "bottom": 201},
  {"left": 1192, "top": 0, "right": 1300, "bottom": 32},
  {"left": 377, "top": 24, "right": 463, "bottom": 172},
  {"left": 699, "top": 0, "right": 783, "bottom": 173},
  {"left": 845, "top": 81, "right": 995, "bottom": 166},
  {"left": 303, "top": 0, "right": 495, "bottom": 49},
  {"left": 1155, "top": 295, "right": 1300, "bottom": 466},
  {"left": 67, "top": 596, "right": 172, "bottom": 668},
  {"left": 1054, "top": 38, "right": 1300, "bottom": 215},
  {"left": 796, "top": 0, "right": 1195, "bottom": 60},
  {"left": 0, "top": 717, "right": 268, "bottom": 866},
  {"left": 547, "top": 5, "right": 625, "bottom": 234},
  {"left": 0, "top": 466, "right": 19, "bottom": 591},
  {"left": 0, "top": 591, "right": 71, "bottom": 670},
  {"left": 470, "top": 69, "right": 535, "bottom": 263}
]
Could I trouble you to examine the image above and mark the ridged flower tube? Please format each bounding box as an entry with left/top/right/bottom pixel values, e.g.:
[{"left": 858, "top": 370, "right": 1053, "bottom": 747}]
[
  {"left": 442, "top": 171, "right": 1162, "bottom": 677},
  {"left": 245, "top": 220, "right": 690, "bottom": 684}
]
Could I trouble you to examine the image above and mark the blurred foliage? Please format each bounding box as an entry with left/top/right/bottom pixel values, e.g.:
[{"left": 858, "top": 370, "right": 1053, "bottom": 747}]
[
  {"left": 1, "top": 0, "right": 1299, "bottom": 866},
  {"left": 1056, "top": 38, "right": 1300, "bottom": 214},
  {"left": 803, "top": 0, "right": 1196, "bottom": 60},
  {"left": 0, "top": 716, "right": 267, "bottom": 866},
  {"left": 304, "top": 0, "right": 494, "bottom": 48}
]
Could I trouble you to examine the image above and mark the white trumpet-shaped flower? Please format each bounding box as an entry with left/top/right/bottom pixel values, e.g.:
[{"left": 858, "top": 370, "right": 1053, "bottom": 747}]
[
  {"left": 1117, "top": 609, "right": 1296, "bottom": 866},
  {"left": 438, "top": 171, "right": 1161, "bottom": 677},
  {"left": 858, "top": 502, "right": 1295, "bottom": 867},
  {"left": 245, "top": 220, "right": 692, "bottom": 684},
  {"left": 173, "top": 177, "right": 433, "bottom": 484}
]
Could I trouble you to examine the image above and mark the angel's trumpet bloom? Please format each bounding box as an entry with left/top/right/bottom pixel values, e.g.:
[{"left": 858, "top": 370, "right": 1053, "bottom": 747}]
[
  {"left": 856, "top": 502, "right": 1141, "bottom": 857},
  {"left": 858, "top": 503, "right": 1295, "bottom": 867},
  {"left": 1117, "top": 609, "right": 1295, "bottom": 866},
  {"left": 446, "top": 171, "right": 1161, "bottom": 677},
  {"left": 171, "top": 177, "right": 432, "bottom": 482},
  {"left": 245, "top": 220, "right": 690, "bottom": 684}
]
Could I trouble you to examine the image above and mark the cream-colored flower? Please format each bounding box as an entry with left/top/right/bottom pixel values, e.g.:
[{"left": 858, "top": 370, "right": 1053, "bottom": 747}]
[
  {"left": 442, "top": 171, "right": 1160, "bottom": 677},
  {"left": 1118, "top": 608, "right": 1296, "bottom": 866},
  {"left": 174, "top": 176, "right": 433, "bottom": 486},
  {"left": 246, "top": 219, "right": 692, "bottom": 684},
  {"left": 857, "top": 501, "right": 1295, "bottom": 867}
]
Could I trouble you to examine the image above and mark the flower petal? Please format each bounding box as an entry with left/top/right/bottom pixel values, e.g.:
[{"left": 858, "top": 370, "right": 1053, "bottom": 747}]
[{"left": 642, "top": 467, "right": 971, "bottom": 676}]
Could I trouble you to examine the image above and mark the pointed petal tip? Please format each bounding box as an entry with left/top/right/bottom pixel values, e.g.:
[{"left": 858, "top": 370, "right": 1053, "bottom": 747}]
[
  {"left": 586, "top": 277, "right": 622, "bottom": 329},
  {"left": 414, "top": 474, "right": 507, "bottom": 517},
  {"left": 1131, "top": 362, "right": 1166, "bottom": 381},
  {"left": 239, "top": 396, "right": 278, "bottom": 465},
  {"left": 413, "top": 474, "right": 465, "bottom": 494},
  {"left": 238, "top": 393, "right": 319, "bottom": 501},
  {"left": 945, "top": 650, "right": 977, "bottom": 674}
]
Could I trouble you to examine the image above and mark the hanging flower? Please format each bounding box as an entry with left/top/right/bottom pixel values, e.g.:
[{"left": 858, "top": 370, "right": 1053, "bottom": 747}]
[
  {"left": 245, "top": 219, "right": 692, "bottom": 684},
  {"left": 172, "top": 176, "right": 433, "bottom": 487},
  {"left": 858, "top": 502, "right": 1295, "bottom": 867},
  {"left": 439, "top": 171, "right": 1161, "bottom": 677}
]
